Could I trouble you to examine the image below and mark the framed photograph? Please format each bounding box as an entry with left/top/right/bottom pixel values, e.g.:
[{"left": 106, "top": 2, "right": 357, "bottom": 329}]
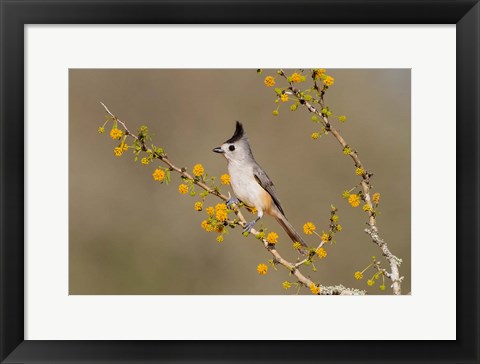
[{"left": 1, "top": 1, "right": 478, "bottom": 363}]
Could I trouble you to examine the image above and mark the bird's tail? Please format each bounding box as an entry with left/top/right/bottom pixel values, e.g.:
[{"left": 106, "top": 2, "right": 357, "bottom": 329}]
[{"left": 275, "top": 214, "right": 309, "bottom": 255}]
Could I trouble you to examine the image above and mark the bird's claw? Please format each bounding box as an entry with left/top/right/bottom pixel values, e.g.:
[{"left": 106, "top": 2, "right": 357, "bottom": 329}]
[
  {"left": 242, "top": 220, "right": 256, "bottom": 234},
  {"left": 226, "top": 197, "right": 240, "bottom": 209}
]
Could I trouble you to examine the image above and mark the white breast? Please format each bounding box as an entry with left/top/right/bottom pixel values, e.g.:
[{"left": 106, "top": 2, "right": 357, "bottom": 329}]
[{"left": 228, "top": 162, "right": 266, "bottom": 211}]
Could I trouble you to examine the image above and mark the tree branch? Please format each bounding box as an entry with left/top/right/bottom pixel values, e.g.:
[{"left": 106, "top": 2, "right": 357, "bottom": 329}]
[
  {"left": 277, "top": 70, "right": 403, "bottom": 295},
  {"left": 100, "top": 102, "right": 365, "bottom": 295}
]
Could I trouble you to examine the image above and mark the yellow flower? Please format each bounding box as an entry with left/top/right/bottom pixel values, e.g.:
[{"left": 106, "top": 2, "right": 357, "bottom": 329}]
[
  {"left": 342, "top": 190, "right": 350, "bottom": 199},
  {"left": 372, "top": 192, "right": 381, "bottom": 205},
  {"left": 331, "top": 214, "right": 339, "bottom": 222},
  {"left": 110, "top": 128, "right": 123, "bottom": 140},
  {"left": 113, "top": 147, "right": 123, "bottom": 157},
  {"left": 98, "top": 127, "right": 105, "bottom": 133},
  {"left": 367, "top": 279, "right": 375, "bottom": 286},
  {"left": 220, "top": 174, "right": 231, "bottom": 185},
  {"left": 257, "top": 263, "right": 268, "bottom": 275},
  {"left": 122, "top": 143, "right": 128, "bottom": 151},
  {"left": 343, "top": 147, "right": 351, "bottom": 155},
  {"left": 282, "top": 281, "right": 291, "bottom": 290},
  {"left": 264, "top": 76, "right": 275, "bottom": 87},
  {"left": 216, "top": 235, "right": 224, "bottom": 243},
  {"left": 178, "top": 184, "right": 188, "bottom": 194},
  {"left": 193, "top": 164, "right": 204, "bottom": 177},
  {"left": 303, "top": 222, "right": 316, "bottom": 235},
  {"left": 354, "top": 271, "right": 363, "bottom": 280},
  {"left": 141, "top": 157, "right": 149, "bottom": 165},
  {"left": 290, "top": 104, "right": 297, "bottom": 111},
  {"left": 314, "top": 68, "right": 326, "bottom": 79},
  {"left": 152, "top": 168, "right": 165, "bottom": 181},
  {"left": 311, "top": 132, "right": 319, "bottom": 140},
  {"left": 194, "top": 202, "right": 203, "bottom": 211},
  {"left": 348, "top": 194, "right": 361, "bottom": 207},
  {"left": 316, "top": 247, "right": 327, "bottom": 259},
  {"left": 205, "top": 206, "right": 215, "bottom": 217},
  {"left": 201, "top": 220, "right": 213, "bottom": 232},
  {"left": 321, "top": 232, "right": 329, "bottom": 243},
  {"left": 355, "top": 167, "right": 364, "bottom": 176},
  {"left": 266, "top": 232, "right": 278, "bottom": 244},
  {"left": 362, "top": 204, "right": 372, "bottom": 212},
  {"left": 339, "top": 115, "right": 347, "bottom": 122},
  {"left": 324, "top": 76, "right": 335, "bottom": 86},
  {"left": 336, "top": 224, "right": 342, "bottom": 231},
  {"left": 290, "top": 72, "right": 302, "bottom": 83},
  {"left": 309, "top": 283, "right": 320, "bottom": 294},
  {"left": 215, "top": 203, "right": 228, "bottom": 222},
  {"left": 280, "top": 93, "right": 289, "bottom": 102}
]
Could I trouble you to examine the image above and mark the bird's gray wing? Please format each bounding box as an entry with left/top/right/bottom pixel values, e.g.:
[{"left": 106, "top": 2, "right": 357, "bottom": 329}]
[{"left": 253, "top": 165, "right": 285, "bottom": 216}]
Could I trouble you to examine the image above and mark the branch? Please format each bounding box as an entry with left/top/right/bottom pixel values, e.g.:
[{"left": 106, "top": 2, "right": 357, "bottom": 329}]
[
  {"left": 100, "top": 102, "right": 365, "bottom": 295},
  {"left": 278, "top": 70, "right": 403, "bottom": 295}
]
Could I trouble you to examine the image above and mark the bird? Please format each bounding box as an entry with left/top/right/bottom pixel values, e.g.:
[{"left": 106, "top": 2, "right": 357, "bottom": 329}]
[{"left": 213, "top": 121, "right": 308, "bottom": 253}]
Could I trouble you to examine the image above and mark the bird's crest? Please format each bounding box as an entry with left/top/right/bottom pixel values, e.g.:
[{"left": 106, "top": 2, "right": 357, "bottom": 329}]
[{"left": 225, "top": 121, "right": 245, "bottom": 144}]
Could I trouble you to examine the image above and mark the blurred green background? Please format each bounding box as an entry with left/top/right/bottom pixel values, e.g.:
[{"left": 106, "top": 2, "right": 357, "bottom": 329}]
[{"left": 69, "top": 69, "right": 410, "bottom": 295}]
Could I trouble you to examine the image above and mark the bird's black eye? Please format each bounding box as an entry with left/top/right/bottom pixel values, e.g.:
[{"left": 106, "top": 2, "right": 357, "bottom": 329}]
[{"left": 229, "top": 145, "right": 235, "bottom": 151}]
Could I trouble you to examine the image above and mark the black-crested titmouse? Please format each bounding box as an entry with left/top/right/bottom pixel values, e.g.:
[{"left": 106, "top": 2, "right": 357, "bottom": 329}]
[{"left": 213, "top": 122, "right": 308, "bottom": 252}]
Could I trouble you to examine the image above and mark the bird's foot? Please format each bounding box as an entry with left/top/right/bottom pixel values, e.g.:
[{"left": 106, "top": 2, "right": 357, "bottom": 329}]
[
  {"left": 226, "top": 196, "right": 240, "bottom": 209},
  {"left": 242, "top": 220, "right": 256, "bottom": 235}
]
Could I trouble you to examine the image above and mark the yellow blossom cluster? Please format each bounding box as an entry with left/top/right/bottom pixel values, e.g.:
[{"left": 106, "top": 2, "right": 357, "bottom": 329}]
[
  {"left": 354, "top": 271, "right": 363, "bottom": 280},
  {"left": 178, "top": 184, "right": 189, "bottom": 194},
  {"left": 193, "top": 164, "right": 204, "bottom": 177},
  {"left": 282, "top": 281, "right": 291, "bottom": 290},
  {"left": 324, "top": 76, "right": 334, "bottom": 86},
  {"left": 152, "top": 168, "right": 165, "bottom": 181},
  {"left": 309, "top": 283, "right": 320, "bottom": 294},
  {"left": 220, "top": 174, "right": 231, "bottom": 185},
  {"left": 293, "top": 242, "right": 302, "bottom": 250},
  {"left": 205, "top": 206, "right": 215, "bottom": 217},
  {"left": 372, "top": 192, "right": 381, "bottom": 205},
  {"left": 316, "top": 247, "right": 327, "bottom": 259},
  {"left": 264, "top": 76, "right": 275, "bottom": 87},
  {"left": 110, "top": 128, "right": 123, "bottom": 140},
  {"left": 201, "top": 220, "right": 213, "bottom": 232},
  {"left": 215, "top": 203, "right": 228, "bottom": 222},
  {"left": 113, "top": 147, "right": 123, "bottom": 157},
  {"left": 194, "top": 202, "right": 203, "bottom": 211},
  {"left": 257, "top": 263, "right": 268, "bottom": 275},
  {"left": 311, "top": 132, "right": 319, "bottom": 140},
  {"left": 290, "top": 72, "right": 302, "bottom": 83},
  {"left": 266, "top": 232, "right": 278, "bottom": 244},
  {"left": 280, "top": 93, "right": 289, "bottom": 102},
  {"left": 348, "top": 194, "right": 361, "bottom": 207},
  {"left": 141, "top": 157, "right": 149, "bottom": 165},
  {"left": 355, "top": 167, "right": 364, "bottom": 176},
  {"left": 303, "top": 222, "right": 316, "bottom": 235},
  {"left": 313, "top": 68, "right": 326, "bottom": 79},
  {"left": 321, "top": 232, "right": 330, "bottom": 243}
]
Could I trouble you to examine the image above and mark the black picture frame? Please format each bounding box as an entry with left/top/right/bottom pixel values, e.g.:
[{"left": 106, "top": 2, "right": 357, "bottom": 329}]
[{"left": 1, "top": 1, "right": 478, "bottom": 363}]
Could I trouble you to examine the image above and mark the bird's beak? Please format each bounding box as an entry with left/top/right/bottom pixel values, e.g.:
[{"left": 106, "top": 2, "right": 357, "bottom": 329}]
[{"left": 212, "top": 147, "right": 225, "bottom": 154}]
